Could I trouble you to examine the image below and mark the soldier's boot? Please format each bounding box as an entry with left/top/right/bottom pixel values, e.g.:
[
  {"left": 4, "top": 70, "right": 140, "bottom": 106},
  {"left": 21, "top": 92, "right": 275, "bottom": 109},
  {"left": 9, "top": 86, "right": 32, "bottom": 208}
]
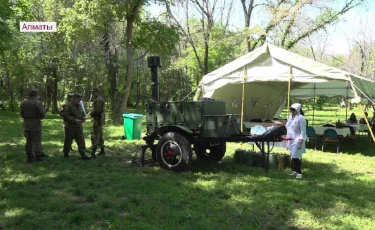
[
  {"left": 97, "top": 146, "right": 105, "bottom": 156},
  {"left": 90, "top": 148, "right": 97, "bottom": 159},
  {"left": 80, "top": 152, "right": 91, "bottom": 160},
  {"left": 26, "top": 152, "right": 35, "bottom": 163},
  {"left": 64, "top": 152, "right": 70, "bottom": 158}
]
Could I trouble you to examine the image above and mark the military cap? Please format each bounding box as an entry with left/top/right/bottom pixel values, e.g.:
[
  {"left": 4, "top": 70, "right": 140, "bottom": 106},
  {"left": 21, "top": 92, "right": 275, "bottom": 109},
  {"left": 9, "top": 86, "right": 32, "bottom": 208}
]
[
  {"left": 90, "top": 87, "right": 100, "bottom": 93},
  {"left": 73, "top": 93, "right": 82, "bottom": 98}
]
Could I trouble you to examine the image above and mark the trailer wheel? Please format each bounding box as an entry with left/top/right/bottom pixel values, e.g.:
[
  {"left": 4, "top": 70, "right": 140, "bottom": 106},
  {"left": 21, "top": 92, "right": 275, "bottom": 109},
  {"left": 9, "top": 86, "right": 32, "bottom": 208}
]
[
  {"left": 157, "top": 132, "right": 192, "bottom": 171},
  {"left": 195, "top": 141, "right": 226, "bottom": 162}
]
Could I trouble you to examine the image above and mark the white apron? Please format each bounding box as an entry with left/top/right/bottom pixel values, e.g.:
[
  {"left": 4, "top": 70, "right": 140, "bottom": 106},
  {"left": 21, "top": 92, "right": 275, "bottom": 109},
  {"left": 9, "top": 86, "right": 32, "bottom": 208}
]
[{"left": 286, "top": 114, "right": 306, "bottom": 159}]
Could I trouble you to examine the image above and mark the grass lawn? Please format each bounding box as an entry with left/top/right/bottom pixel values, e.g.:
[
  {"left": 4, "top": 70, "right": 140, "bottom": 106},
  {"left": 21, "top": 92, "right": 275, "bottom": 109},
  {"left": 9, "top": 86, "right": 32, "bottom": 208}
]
[{"left": 0, "top": 105, "right": 375, "bottom": 230}]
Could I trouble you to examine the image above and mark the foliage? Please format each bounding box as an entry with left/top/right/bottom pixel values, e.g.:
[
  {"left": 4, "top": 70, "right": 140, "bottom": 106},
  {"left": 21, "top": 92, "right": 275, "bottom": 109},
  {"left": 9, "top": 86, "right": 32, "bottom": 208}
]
[
  {"left": 0, "top": 0, "right": 371, "bottom": 117},
  {"left": 315, "top": 96, "right": 326, "bottom": 111},
  {"left": 0, "top": 0, "right": 13, "bottom": 51},
  {"left": 132, "top": 18, "right": 180, "bottom": 57}
]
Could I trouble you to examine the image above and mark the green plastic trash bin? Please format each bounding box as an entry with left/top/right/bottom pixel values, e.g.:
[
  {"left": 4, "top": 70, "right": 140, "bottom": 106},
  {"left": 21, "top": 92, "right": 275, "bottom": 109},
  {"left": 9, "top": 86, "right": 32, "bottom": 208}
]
[
  {"left": 244, "top": 151, "right": 255, "bottom": 166},
  {"left": 122, "top": 113, "right": 144, "bottom": 140}
]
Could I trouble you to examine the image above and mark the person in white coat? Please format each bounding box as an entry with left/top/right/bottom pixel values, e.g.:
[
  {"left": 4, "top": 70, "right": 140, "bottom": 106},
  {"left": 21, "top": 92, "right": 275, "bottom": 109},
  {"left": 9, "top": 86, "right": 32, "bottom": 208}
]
[{"left": 285, "top": 103, "right": 306, "bottom": 179}]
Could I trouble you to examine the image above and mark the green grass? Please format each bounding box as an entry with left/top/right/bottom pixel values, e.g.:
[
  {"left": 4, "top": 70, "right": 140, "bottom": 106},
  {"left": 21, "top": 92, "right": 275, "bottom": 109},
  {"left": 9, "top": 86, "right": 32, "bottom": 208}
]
[{"left": 1, "top": 107, "right": 375, "bottom": 230}]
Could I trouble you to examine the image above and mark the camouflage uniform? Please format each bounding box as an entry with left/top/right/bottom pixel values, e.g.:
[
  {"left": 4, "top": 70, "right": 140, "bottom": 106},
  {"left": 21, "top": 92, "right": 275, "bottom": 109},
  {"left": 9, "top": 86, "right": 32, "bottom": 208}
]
[
  {"left": 60, "top": 93, "right": 91, "bottom": 160},
  {"left": 89, "top": 88, "right": 105, "bottom": 158},
  {"left": 20, "top": 89, "right": 46, "bottom": 162},
  {"left": 59, "top": 92, "right": 74, "bottom": 155}
]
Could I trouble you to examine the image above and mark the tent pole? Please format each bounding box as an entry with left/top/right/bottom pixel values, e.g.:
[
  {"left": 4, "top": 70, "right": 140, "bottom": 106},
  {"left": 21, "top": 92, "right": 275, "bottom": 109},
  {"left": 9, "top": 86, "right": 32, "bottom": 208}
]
[
  {"left": 345, "top": 82, "right": 348, "bottom": 121},
  {"left": 351, "top": 82, "right": 375, "bottom": 142},
  {"left": 287, "top": 67, "right": 292, "bottom": 118},
  {"left": 240, "top": 67, "right": 246, "bottom": 133},
  {"left": 359, "top": 103, "right": 375, "bottom": 142},
  {"left": 287, "top": 80, "right": 291, "bottom": 118},
  {"left": 312, "top": 83, "right": 315, "bottom": 126}
]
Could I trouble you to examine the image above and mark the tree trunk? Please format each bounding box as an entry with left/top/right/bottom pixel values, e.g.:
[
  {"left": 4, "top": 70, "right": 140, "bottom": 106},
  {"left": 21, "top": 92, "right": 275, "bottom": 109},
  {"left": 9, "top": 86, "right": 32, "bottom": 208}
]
[
  {"left": 201, "top": 0, "right": 210, "bottom": 76},
  {"left": 115, "top": 16, "right": 136, "bottom": 124},
  {"left": 62, "top": 74, "right": 66, "bottom": 103},
  {"left": 45, "top": 76, "right": 52, "bottom": 112},
  {"left": 240, "top": 0, "right": 254, "bottom": 53},
  {"left": 359, "top": 44, "right": 365, "bottom": 75},
  {"left": 103, "top": 31, "right": 119, "bottom": 118},
  {"left": 135, "top": 82, "right": 140, "bottom": 108},
  {"left": 204, "top": 39, "right": 209, "bottom": 75},
  {"left": 110, "top": 50, "right": 119, "bottom": 109},
  {"left": 1, "top": 51, "right": 15, "bottom": 111},
  {"left": 51, "top": 64, "right": 59, "bottom": 114}
]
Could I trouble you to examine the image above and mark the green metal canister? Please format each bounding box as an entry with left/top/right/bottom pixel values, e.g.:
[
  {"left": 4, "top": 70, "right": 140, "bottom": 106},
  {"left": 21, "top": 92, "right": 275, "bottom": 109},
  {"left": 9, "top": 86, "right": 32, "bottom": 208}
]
[{"left": 233, "top": 149, "right": 246, "bottom": 164}]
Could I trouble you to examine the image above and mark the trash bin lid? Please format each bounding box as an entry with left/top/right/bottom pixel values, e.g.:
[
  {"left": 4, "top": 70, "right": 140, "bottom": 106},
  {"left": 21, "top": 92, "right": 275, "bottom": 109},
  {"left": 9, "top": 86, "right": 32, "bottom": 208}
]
[{"left": 123, "top": 113, "right": 144, "bottom": 119}]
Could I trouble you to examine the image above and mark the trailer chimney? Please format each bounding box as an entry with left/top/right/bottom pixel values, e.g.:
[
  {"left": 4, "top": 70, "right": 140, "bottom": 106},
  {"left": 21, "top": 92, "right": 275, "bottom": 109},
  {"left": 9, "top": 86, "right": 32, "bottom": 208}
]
[{"left": 147, "top": 56, "right": 162, "bottom": 102}]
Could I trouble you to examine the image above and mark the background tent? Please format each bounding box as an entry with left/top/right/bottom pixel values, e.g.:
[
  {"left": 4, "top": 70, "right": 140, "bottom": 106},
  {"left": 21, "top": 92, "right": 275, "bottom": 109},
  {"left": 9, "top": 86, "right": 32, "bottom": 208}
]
[{"left": 194, "top": 44, "right": 375, "bottom": 121}]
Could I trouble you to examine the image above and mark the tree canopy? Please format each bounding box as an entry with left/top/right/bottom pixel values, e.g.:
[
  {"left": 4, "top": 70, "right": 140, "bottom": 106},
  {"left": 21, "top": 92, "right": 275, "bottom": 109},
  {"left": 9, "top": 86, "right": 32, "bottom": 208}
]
[{"left": 0, "top": 0, "right": 372, "bottom": 123}]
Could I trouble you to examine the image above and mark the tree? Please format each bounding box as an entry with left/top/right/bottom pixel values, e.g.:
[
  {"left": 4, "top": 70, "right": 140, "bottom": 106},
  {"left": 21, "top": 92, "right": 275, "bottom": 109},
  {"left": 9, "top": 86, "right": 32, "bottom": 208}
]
[
  {"left": 240, "top": 0, "right": 366, "bottom": 52},
  {"left": 294, "top": 30, "right": 332, "bottom": 62},
  {"left": 56, "top": 0, "right": 179, "bottom": 123},
  {"left": 111, "top": 0, "right": 179, "bottom": 123},
  {"left": 172, "top": 23, "right": 243, "bottom": 87},
  {"left": 240, "top": 0, "right": 259, "bottom": 52},
  {"left": 167, "top": 0, "right": 234, "bottom": 76},
  {"left": 342, "top": 14, "right": 375, "bottom": 79},
  {"left": 0, "top": 0, "right": 15, "bottom": 111}
]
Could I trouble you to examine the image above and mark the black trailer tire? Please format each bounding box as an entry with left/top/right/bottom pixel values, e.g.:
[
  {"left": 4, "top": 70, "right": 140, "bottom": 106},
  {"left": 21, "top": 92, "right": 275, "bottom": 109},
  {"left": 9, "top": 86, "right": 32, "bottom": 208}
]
[
  {"left": 195, "top": 141, "right": 226, "bottom": 162},
  {"left": 157, "top": 132, "right": 192, "bottom": 171}
]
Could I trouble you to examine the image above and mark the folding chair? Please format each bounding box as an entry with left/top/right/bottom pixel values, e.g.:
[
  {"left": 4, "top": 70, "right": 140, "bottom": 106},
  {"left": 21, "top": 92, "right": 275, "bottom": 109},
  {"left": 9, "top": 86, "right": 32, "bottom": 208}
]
[
  {"left": 306, "top": 126, "right": 318, "bottom": 149},
  {"left": 322, "top": 128, "right": 340, "bottom": 153}
]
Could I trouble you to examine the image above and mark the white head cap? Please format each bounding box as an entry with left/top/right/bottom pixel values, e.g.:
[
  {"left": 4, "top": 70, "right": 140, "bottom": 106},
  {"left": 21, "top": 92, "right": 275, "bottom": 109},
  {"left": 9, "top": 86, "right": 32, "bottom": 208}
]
[{"left": 290, "top": 103, "right": 301, "bottom": 113}]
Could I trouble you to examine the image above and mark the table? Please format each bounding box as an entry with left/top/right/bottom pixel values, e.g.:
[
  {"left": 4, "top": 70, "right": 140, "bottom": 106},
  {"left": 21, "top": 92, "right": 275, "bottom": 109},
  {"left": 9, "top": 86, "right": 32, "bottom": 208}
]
[
  {"left": 313, "top": 126, "right": 351, "bottom": 137},
  {"left": 243, "top": 121, "right": 283, "bottom": 129},
  {"left": 345, "top": 124, "right": 369, "bottom": 132},
  {"left": 245, "top": 121, "right": 284, "bottom": 150}
]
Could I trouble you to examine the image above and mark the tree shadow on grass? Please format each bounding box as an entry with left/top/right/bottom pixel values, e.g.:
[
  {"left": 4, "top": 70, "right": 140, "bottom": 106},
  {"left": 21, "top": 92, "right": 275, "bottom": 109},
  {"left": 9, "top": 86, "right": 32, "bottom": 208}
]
[
  {"left": 1, "top": 153, "right": 374, "bottom": 229},
  {"left": 304, "top": 137, "right": 375, "bottom": 157},
  {"left": 338, "top": 139, "right": 375, "bottom": 157},
  {"left": 1, "top": 112, "right": 374, "bottom": 229},
  {"left": 189, "top": 158, "right": 375, "bottom": 229}
]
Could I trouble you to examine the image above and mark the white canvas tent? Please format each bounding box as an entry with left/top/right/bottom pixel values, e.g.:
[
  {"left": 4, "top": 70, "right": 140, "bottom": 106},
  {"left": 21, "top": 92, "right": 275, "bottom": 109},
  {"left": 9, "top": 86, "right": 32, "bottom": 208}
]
[{"left": 194, "top": 43, "right": 375, "bottom": 121}]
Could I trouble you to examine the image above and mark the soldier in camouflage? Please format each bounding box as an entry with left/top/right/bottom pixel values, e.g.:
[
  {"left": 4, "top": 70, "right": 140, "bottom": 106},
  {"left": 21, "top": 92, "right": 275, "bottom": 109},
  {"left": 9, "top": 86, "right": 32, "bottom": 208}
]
[
  {"left": 60, "top": 93, "right": 91, "bottom": 160},
  {"left": 60, "top": 91, "right": 74, "bottom": 110},
  {"left": 59, "top": 91, "right": 74, "bottom": 155},
  {"left": 89, "top": 87, "right": 105, "bottom": 158},
  {"left": 20, "top": 89, "right": 46, "bottom": 163}
]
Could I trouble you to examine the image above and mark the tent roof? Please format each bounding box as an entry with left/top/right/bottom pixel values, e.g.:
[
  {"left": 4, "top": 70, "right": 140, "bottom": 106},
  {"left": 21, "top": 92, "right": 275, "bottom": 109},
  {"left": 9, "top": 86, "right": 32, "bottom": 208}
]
[
  {"left": 194, "top": 43, "right": 375, "bottom": 120},
  {"left": 196, "top": 43, "right": 375, "bottom": 100}
]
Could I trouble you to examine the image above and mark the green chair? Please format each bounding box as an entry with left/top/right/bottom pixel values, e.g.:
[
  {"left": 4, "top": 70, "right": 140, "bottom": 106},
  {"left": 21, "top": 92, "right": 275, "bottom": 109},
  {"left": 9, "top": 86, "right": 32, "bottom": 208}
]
[
  {"left": 306, "top": 126, "right": 317, "bottom": 149},
  {"left": 322, "top": 128, "right": 340, "bottom": 153}
]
